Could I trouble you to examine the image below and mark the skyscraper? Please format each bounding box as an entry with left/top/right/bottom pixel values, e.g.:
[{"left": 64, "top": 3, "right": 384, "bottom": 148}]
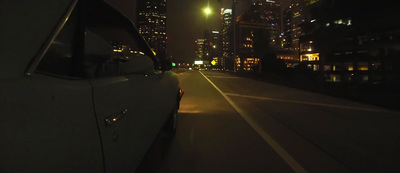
[
  {"left": 288, "top": 0, "right": 320, "bottom": 50},
  {"left": 194, "top": 39, "right": 205, "bottom": 61},
  {"left": 282, "top": 7, "right": 292, "bottom": 50},
  {"left": 298, "top": 0, "right": 400, "bottom": 84},
  {"left": 234, "top": 0, "right": 280, "bottom": 71},
  {"left": 220, "top": 8, "right": 233, "bottom": 70},
  {"left": 137, "top": 0, "right": 167, "bottom": 59},
  {"left": 250, "top": 0, "right": 282, "bottom": 49},
  {"left": 203, "top": 29, "right": 222, "bottom": 67}
]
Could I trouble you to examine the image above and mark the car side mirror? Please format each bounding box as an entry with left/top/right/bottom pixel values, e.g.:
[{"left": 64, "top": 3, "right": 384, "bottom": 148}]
[
  {"left": 119, "top": 55, "right": 154, "bottom": 75},
  {"left": 159, "top": 59, "right": 173, "bottom": 71}
]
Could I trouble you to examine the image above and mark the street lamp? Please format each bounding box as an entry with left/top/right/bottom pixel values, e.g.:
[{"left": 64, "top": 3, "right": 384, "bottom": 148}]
[
  {"left": 203, "top": 7, "right": 212, "bottom": 16},
  {"left": 232, "top": 0, "right": 237, "bottom": 72}
]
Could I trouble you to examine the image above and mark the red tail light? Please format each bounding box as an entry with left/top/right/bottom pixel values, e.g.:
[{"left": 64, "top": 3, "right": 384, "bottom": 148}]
[{"left": 179, "top": 88, "right": 184, "bottom": 98}]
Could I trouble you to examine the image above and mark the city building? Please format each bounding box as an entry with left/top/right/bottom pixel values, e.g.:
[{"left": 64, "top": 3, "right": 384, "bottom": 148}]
[
  {"left": 299, "top": 0, "right": 400, "bottom": 84},
  {"left": 203, "top": 29, "right": 222, "bottom": 68},
  {"left": 194, "top": 39, "right": 205, "bottom": 61},
  {"left": 250, "top": 0, "right": 282, "bottom": 49},
  {"left": 288, "top": 0, "right": 320, "bottom": 51},
  {"left": 276, "top": 51, "right": 298, "bottom": 68},
  {"left": 282, "top": 7, "right": 292, "bottom": 50},
  {"left": 234, "top": 0, "right": 279, "bottom": 71},
  {"left": 276, "top": 0, "right": 320, "bottom": 68},
  {"left": 220, "top": 8, "right": 233, "bottom": 70},
  {"left": 137, "top": 0, "right": 167, "bottom": 59}
]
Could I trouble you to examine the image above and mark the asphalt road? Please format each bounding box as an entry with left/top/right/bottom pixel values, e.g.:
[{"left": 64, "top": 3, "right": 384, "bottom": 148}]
[{"left": 160, "top": 70, "right": 400, "bottom": 173}]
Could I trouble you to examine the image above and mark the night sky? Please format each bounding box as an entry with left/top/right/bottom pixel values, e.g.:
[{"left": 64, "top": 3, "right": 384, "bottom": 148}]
[{"left": 108, "top": 0, "right": 291, "bottom": 62}]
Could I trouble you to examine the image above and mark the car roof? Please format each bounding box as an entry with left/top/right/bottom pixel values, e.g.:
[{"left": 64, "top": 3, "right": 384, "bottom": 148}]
[{"left": 0, "top": 0, "right": 74, "bottom": 79}]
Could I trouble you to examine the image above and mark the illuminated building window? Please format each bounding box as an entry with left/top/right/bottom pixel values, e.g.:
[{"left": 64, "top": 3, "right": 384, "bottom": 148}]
[
  {"left": 348, "top": 66, "right": 354, "bottom": 71},
  {"left": 347, "top": 19, "right": 352, "bottom": 26},
  {"left": 293, "top": 12, "right": 301, "bottom": 18},
  {"left": 333, "top": 18, "right": 352, "bottom": 26},
  {"left": 300, "top": 53, "right": 319, "bottom": 62},
  {"left": 328, "top": 75, "right": 341, "bottom": 82},
  {"left": 358, "top": 66, "right": 368, "bottom": 71},
  {"left": 313, "top": 65, "right": 319, "bottom": 71},
  {"left": 358, "top": 62, "right": 368, "bottom": 71}
]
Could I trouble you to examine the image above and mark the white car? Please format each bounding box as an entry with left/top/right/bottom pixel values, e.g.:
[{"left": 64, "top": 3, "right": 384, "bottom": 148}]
[{"left": 0, "top": 0, "right": 182, "bottom": 172}]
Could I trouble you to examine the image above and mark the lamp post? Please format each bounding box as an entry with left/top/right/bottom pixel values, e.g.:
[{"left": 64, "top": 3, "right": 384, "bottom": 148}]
[
  {"left": 232, "top": 0, "right": 237, "bottom": 72},
  {"left": 203, "top": 7, "right": 212, "bottom": 16}
]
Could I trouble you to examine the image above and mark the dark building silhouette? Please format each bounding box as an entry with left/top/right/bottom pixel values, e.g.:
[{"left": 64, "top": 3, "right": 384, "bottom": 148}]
[
  {"left": 277, "top": 0, "right": 320, "bottom": 68},
  {"left": 234, "top": 0, "right": 281, "bottom": 71},
  {"left": 282, "top": 7, "right": 292, "bottom": 50},
  {"left": 137, "top": 0, "right": 167, "bottom": 60},
  {"left": 299, "top": 0, "right": 400, "bottom": 84},
  {"left": 287, "top": 0, "right": 320, "bottom": 51},
  {"left": 250, "top": 0, "right": 282, "bottom": 49}
]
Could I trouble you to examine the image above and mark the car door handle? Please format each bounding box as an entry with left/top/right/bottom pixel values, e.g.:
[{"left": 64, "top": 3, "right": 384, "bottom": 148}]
[{"left": 105, "top": 109, "right": 128, "bottom": 127}]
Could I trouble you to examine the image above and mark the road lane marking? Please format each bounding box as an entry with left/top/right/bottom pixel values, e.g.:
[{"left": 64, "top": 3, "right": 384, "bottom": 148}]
[
  {"left": 199, "top": 71, "right": 308, "bottom": 173},
  {"left": 205, "top": 76, "right": 240, "bottom": 79},
  {"left": 224, "top": 93, "right": 386, "bottom": 112}
]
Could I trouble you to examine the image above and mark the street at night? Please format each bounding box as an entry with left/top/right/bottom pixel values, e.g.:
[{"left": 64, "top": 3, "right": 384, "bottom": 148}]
[
  {"left": 2, "top": 0, "right": 400, "bottom": 172},
  {"left": 160, "top": 70, "right": 400, "bottom": 173}
]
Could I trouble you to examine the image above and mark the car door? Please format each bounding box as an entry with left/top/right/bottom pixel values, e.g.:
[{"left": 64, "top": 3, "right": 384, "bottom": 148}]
[
  {"left": 83, "top": 1, "right": 175, "bottom": 172},
  {"left": 0, "top": 2, "right": 103, "bottom": 172}
]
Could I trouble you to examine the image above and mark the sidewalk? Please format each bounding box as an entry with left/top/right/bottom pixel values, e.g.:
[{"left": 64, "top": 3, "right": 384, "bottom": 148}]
[{"left": 226, "top": 70, "right": 399, "bottom": 111}]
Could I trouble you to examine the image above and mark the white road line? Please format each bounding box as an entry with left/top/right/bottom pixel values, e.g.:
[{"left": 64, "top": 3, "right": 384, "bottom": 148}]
[
  {"left": 199, "top": 71, "right": 308, "bottom": 173},
  {"left": 225, "top": 93, "right": 385, "bottom": 112},
  {"left": 206, "top": 76, "right": 240, "bottom": 79}
]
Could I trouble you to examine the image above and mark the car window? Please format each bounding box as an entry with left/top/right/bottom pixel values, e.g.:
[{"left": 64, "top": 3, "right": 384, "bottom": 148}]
[
  {"left": 84, "top": 3, "right": 153, "bottom": 77},
  {"left": 35, "top": 1, "right": 154, "bottom": 78},
  {"left": 36, "top": 5, "right": 81, "bottom": 78}
]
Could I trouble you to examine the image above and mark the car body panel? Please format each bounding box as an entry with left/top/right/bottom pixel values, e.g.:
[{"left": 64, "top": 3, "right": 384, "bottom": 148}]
[
  {"left": 90, "top": 72, "right": 177, "bottom": 172},
  {"left": 0, "top": 74, "right": 103, "bottom": 172},
  {"left": 1, "top": 0, "right": 181, "bottom": 172}
]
